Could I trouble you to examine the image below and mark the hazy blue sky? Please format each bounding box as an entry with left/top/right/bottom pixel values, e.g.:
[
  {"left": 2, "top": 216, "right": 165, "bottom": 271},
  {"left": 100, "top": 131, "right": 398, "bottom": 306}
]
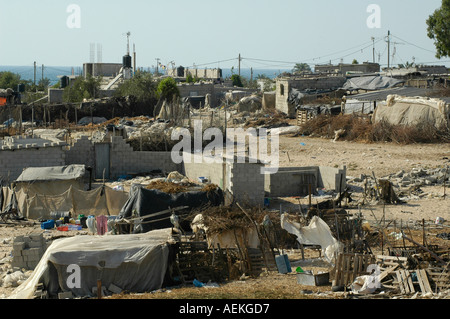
[{"left": 0, "top": 0, "right": 447, "bottom": 70}]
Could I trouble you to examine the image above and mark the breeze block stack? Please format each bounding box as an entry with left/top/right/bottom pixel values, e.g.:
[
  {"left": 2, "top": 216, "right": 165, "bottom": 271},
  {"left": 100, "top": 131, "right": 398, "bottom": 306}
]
[{"left": 11, "top": 233, "right": 48, "bottom": 270}]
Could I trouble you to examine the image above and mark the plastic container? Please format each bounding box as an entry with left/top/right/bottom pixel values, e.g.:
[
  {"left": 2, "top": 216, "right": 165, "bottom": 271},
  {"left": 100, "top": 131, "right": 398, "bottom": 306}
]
[
  {"left": 68, "top": 224, "right": 82, "bottom": 231},
  {"left": 296, "top": 272, "right": 329, "bottom": 286},
  {"left": 57, "top": 225, "right": 69, "bottom": 232},
  {"left": 275, "top": 254, "right": 292, "bottom": 274},
  {"left": 41, "top": 220, "right": 55, "bottom": 230}
]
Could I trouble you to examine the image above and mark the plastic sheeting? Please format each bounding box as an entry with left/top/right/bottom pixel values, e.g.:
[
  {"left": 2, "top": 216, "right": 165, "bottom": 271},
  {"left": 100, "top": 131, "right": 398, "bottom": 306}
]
[
  {"left": 342, "top": 76, "right": 404, "bottom": 91},
  {"left": 373, "top": 95, "right": 449, "bottom": 128},
  {"left": 15, "top": 165, "right": 86, "bottom": 182},
  {"left": 281, "top": 214, "right": 342, "bottom": 263},
  {"left": 22, "top": 185, "right": 128, "bottom": 220},
  {"left": 8, "top": 228, "right": 172, "bottom": 299},
  {"left": 119, "top": 185, "right": 224, "bottom": 233}
]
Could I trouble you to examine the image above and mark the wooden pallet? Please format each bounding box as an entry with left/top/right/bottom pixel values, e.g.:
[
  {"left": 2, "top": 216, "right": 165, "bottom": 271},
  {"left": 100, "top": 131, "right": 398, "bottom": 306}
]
[
  {"left": 395, "top": 269, "right": 433, "bottom": 294},
  {"left": 426, "top": 267, "right": 450, "bottom": 292},
  {"left": 333, "top": 253, "right": 376, "bottom": 288},
  {"left": 297, "top": 110, "right": 314, "bottom": 126},
  {"left": 247, "top": 248, "right": 277, "bottom": 275}
]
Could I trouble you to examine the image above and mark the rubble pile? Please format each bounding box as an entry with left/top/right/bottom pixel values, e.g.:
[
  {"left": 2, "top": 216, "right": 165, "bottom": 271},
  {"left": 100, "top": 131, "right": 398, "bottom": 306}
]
[{"left": 348, "top": 166, "right": 449, "bottom": 202}]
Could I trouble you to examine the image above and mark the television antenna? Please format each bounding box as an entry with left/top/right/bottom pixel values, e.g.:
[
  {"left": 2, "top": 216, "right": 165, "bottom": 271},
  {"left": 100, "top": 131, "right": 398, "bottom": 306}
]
[{"left": 123, "top": 31, "right": 131, "bottom": 55}]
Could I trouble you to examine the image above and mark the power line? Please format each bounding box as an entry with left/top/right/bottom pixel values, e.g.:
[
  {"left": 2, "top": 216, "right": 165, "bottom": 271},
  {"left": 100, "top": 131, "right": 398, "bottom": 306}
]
[{"left": 392, "top": 35, "right": 436, "bottom": 54}]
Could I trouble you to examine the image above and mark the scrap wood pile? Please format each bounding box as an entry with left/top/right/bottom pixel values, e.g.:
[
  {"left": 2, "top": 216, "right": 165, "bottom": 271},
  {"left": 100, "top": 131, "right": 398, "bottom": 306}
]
[
  {"left": 187, "top": 204, "right": 285, "bottom": 239},
  {"left": 243, "top": 111, "right": 290, "bottom": 130},
  {"left": 335, "top": 223, "right": 450, "bottom": 297}
]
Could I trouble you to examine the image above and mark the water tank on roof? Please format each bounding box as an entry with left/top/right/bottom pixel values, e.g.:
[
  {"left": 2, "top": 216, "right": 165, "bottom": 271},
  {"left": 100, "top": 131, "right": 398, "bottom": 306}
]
[
  {"left": 123, "top": 55, "right": 132, "bottom": 69},
  {"left": 60, "top": 76, "right": 69, "bottom": 89}
]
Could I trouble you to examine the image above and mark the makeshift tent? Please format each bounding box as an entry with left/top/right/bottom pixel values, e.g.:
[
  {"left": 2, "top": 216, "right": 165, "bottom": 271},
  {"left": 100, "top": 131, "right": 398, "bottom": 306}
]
[
  {"left": 118, "top": 185, "right": 224, "bottom": 233},
  {"left": 373, "top": 95, "right": 450, "bottom": 128},
  {"left": 24, "top": 185, "right": 129, "bottom": 220},
  {"left": 9, "top": 228, "right": 173, "bottom": 299},
  {"left": 15, "top": 165, "right": 87, "bottom": 199},
  {"left": 342, "top": 76, "right": 404, "bottom": 91}
]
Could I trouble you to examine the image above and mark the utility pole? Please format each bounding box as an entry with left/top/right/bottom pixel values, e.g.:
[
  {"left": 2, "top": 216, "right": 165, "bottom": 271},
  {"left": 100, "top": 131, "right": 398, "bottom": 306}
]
[
  {"left": 133, "top": 43, "right": 136, "bottom": 76},
  {"left": 42, "top": 64, "right": 44, "bottom": 82},
  {"left": 387, "top": 30, "right": 391, "bottom": 69},
  {"left": 34, "top": 61, "right": 37, "bottom": 86},
  {"left": 238, "top": 53, "right": 241, "bottom": 76},
  {"left": 371, "top": 37, "right": 375, "bottom": 63}
]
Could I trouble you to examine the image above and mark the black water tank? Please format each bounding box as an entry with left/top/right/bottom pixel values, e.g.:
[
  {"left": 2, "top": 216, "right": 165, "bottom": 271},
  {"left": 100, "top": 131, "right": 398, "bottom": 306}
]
[
  {"left": 123, "top": 55, "right": 132, "bottom": 68},
  {"left": 17, "top": 83, "right": 25, "bottom": 93},
  {"left": 60, "top": 76, "right": 69, "bottom": 89}
]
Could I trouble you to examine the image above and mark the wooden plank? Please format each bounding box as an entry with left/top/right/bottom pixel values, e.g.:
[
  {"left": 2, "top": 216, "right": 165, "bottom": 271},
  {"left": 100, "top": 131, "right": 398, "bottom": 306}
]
[
  {"left": 352, "top": 254, "right": 359, "bottom": 282},
  {"left": 415, "top": 270, "right": 426, "bottom": 294},
  {"left": 334, "top": 253, "right": 343, "bottom": 287},
  {"left": 418, "top": 269, "right": 433, "bottom": 294},
  {"left": 395, "top": 271, "right": 406, "bottom": 294},
  {"left": 379, "top": 264, "right": 398, "bottom": 282},
  {"left": 404, "top": 270, "right": 415, "bottom": 293}
]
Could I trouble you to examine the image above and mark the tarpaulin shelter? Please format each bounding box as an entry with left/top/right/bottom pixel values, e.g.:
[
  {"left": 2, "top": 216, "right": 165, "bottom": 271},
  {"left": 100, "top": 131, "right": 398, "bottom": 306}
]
[
  {"left": 342, "top": 76, "right": 404, "bottom": 92},
  {"left": 373, "top": 95, "right": 450, "bottom": 129},
  {"left": 8, "top": 228, "right": 174, "bottom": 299},
  {"left": 23, "top": 185, "right": 129, "bottom": 220},
  {"left": 118, "top": 185, "right": 224, "bottom": 233},
  {"left": 15, "top": 165, "right": 87, "bottom": 199}
]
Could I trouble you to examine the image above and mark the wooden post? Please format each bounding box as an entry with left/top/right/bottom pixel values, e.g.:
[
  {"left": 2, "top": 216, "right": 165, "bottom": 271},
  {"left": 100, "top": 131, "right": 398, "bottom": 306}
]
[
  {"left": 97, "top": 280, "right": 102, "bottom": 299},
  {"left": 308, "top": 184, "right": 312, "bottom": 208}
]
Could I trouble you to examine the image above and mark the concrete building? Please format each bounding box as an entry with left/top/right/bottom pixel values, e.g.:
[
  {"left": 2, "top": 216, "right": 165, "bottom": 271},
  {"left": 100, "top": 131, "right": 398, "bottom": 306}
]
[
  {"left": 315, "top": 62, "right": 380, "bottom": 75},
  {"left": 167, "top": 66, "right": 223, "bottom": 82},
  {"left": 83, "top": 63, "right": 123, "bottom": 79},
  {"left": 275, "top": 76, "right": 347, "bottom": 117}
]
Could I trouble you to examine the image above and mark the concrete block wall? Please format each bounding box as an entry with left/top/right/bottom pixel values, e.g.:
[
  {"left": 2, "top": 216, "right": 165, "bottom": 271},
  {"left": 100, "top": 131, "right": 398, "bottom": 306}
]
[
  {"left": 265, "top": 167, "right": 319, "bottom": 197},
  {"left": 318, "top": 166, "right": 347, "bottom": 193},
  {"left": 65, "top": 136, "right": 95, "bottom": 168},
  {"left": 109, "top": 136, "right": 180, "bottom": 179},
  {"left": 182, "top": 153, "right": 228, "bottom": 189},
  {"left": 275, "top": 76, "right": 346, "bottom": 117},
  {"left": 228, "top": 162, "right": 265, "bottom": 206},
  {"left": 11, "top": 233, "right": 49, "bottom": 270},
  {"left": 265, "top": 166, "right": 347, "bottom": 198},
  {"left": 0, "top": 146, "right": 65, "bottom": 181}
]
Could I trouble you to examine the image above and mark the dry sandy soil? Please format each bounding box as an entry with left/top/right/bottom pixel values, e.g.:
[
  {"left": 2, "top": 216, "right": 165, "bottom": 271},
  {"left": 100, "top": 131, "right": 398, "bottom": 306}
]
[
  {"left": 0, "top": 134, "right": 449, "bottom": 300},
  {"left": 278, "top": 134, "right": 450, "bottom": 223}
]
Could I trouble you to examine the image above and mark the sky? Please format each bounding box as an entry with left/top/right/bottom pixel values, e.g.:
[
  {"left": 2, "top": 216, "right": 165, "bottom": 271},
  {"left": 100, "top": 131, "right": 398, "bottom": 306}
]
[{"left": 0, "top": 0, "right": 447, "bottom": 71}]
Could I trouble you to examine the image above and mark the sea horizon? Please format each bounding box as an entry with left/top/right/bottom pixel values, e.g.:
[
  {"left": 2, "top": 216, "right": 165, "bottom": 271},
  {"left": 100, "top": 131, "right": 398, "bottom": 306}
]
[{"left": 0, "top": 65, "right": 291, "bottom": 86}]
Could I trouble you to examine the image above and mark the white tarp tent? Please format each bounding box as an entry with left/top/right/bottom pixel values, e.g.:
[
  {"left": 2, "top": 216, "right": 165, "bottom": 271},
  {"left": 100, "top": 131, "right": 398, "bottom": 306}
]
[
  {"left": 373, "top": 95, "right": 450, "bottom": 128},
  {"left": 9, "top": 228, "right": 173, "bottom": 299}
]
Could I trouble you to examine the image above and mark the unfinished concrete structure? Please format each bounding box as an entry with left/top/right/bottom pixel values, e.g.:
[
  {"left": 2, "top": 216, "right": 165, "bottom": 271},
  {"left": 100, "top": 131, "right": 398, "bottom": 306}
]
[
  {"left": 264, "top": 166, "right": 347, "bottom": 197},
  {"left": 275, "top": 76, "right": 347, "bottom": 117},
  {"left": 315, "top": 62, "right": 380, "bottom": 75},
  {"left": 0, "top": 136, "right": 66, "bottom": 181},
  {"left": 1, "top": 133, "right": 347, "bottom": 207},
  {"left": 83, "top": 63, "right": 123, "bottom": 78}
]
